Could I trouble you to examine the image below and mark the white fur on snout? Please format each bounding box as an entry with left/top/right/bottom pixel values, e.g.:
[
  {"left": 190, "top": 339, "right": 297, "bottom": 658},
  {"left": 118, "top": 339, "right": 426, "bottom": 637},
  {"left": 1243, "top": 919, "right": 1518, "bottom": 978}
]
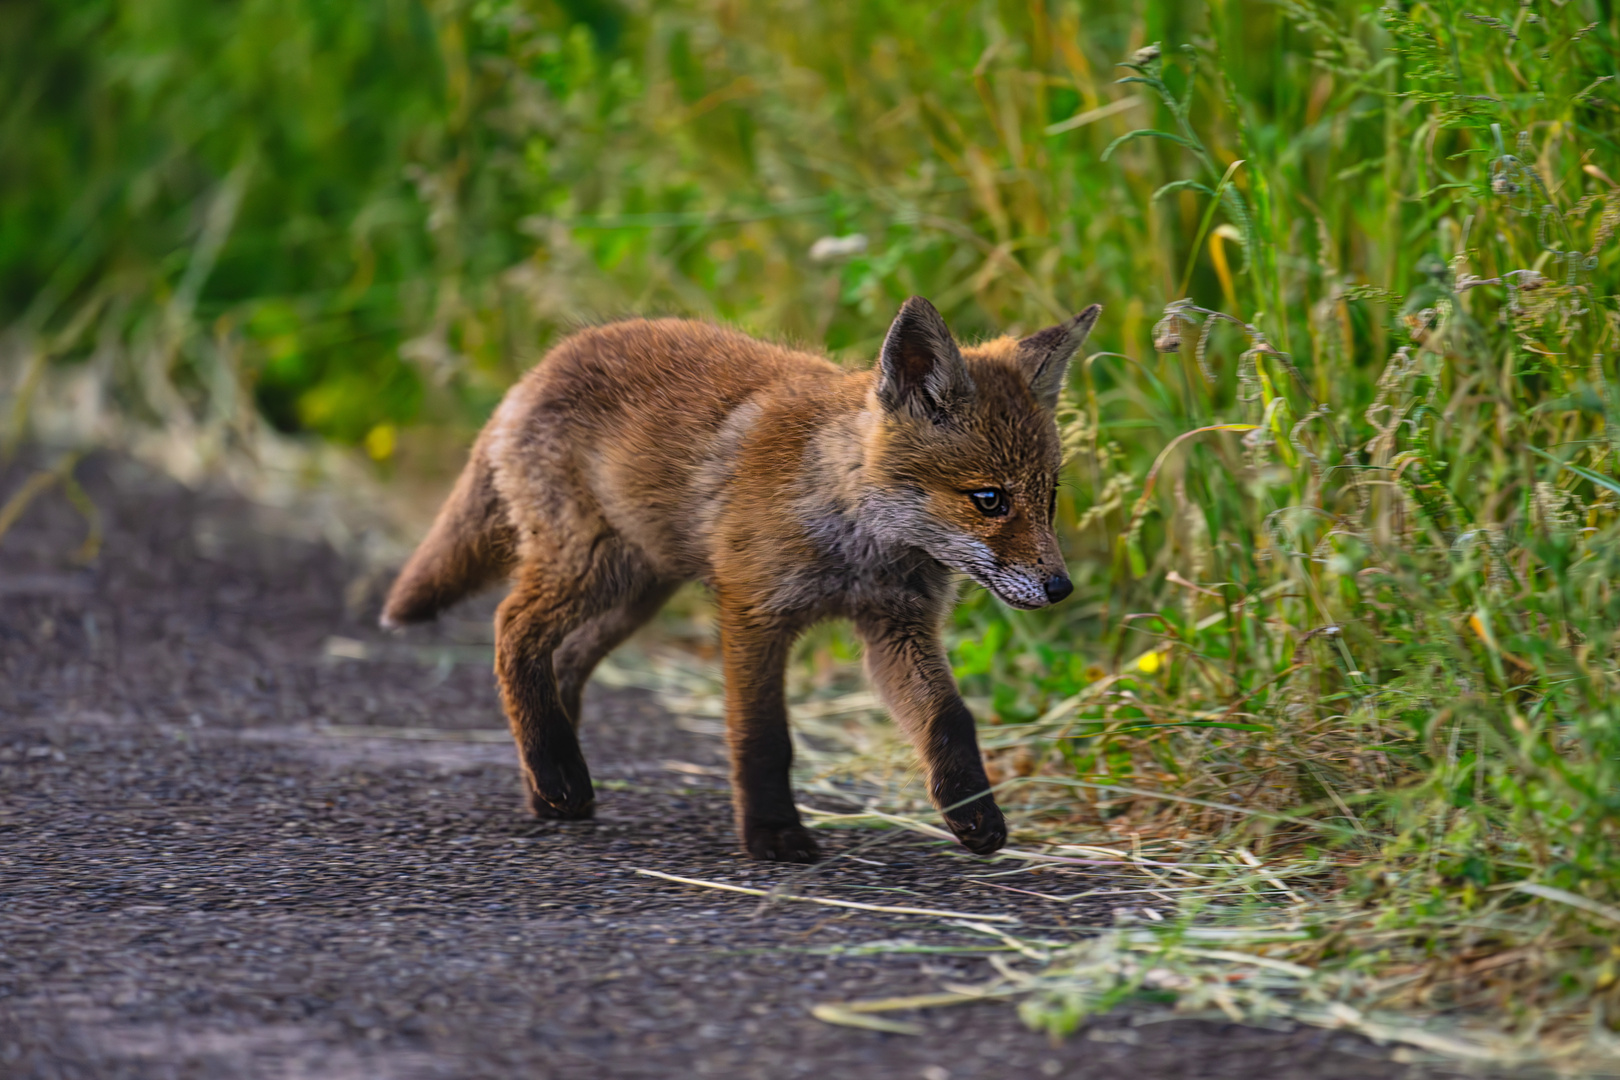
[
  {"left": 844, "top": 490, "right": 1054, "bottom": 611},
  {"left": 917, "top": 532, "right": 1049, "bottom": 610},
  {"left": 979, "top": 565, "right": 1050, "bottom": 609}
]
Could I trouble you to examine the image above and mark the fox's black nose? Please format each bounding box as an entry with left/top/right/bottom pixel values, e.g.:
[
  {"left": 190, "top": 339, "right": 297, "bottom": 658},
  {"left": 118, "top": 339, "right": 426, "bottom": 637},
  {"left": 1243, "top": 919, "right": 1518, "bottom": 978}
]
[{"left": 1043, "top": 574, "right": 1073, "bottom": 603}]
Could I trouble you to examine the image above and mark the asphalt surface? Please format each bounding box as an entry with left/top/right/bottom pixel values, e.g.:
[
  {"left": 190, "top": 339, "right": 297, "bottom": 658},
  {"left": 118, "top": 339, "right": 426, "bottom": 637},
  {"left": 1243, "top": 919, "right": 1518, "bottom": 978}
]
[{"left": 0, "top": 453, "right": 1458, "bottom": 1079}]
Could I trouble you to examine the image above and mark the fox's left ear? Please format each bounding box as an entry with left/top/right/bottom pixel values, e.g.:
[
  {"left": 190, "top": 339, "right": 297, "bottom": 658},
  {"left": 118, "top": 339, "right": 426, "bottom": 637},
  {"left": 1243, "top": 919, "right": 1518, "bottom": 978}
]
[
  {"left": 1017, "top": 304, "right": 1102, "bottom": 410},
  {"left": 877, "top": 296, "right": 975, "bottom": 421}
]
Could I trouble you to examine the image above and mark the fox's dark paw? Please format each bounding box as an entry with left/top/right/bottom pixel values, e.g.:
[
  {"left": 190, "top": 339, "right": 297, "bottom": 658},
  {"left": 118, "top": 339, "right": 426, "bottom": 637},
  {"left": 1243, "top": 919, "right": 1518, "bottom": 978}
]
[
  {"left": 528, "top": 791, "right": 595, "bottom": 820},
  {"left": 744, "top": 823, "right": 821, "bottom": 863},
  {"left": 942, "top": 796, "right": 1007, "bottom": 856},
  {"left": 525, "top": 755, "right": 596, "bottom": 821},
  {"left": 526, "top": 776, "right": 596, "bottom": 820}
]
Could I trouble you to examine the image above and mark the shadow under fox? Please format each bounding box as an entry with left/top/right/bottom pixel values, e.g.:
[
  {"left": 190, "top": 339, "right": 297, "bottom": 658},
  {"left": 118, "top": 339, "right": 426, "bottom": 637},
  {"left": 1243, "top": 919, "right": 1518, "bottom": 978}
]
[{"left": 381, "top": 296, "right": 1099, "bottom": 862}]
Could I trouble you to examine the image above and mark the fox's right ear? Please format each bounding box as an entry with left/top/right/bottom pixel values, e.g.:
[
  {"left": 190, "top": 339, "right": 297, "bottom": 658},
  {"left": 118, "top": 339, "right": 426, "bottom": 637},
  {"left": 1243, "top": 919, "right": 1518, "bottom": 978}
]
[
  {"left": 877, "top": 297, "right": 974, "bottom": 421},
  {"left": 1017, "top": 304, "right": 1102, "bottom": 410}
]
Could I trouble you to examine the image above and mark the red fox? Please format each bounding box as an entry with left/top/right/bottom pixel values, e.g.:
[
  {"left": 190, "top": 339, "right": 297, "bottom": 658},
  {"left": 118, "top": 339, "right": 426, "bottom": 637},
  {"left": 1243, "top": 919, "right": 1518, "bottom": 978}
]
[{"left": 381, "top": 297, "right": 1099, "bottom": 862}]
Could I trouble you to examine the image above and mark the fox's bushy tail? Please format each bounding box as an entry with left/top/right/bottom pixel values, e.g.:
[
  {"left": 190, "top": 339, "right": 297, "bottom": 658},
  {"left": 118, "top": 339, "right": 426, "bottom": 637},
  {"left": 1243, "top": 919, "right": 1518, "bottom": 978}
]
[{"left": 380, "top": 450, "right": 517, "bottom": 628}]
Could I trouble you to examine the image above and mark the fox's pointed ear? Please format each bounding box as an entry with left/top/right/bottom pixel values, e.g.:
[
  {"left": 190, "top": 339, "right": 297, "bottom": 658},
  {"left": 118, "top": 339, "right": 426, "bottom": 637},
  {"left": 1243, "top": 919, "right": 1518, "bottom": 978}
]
[
  {"left": 877, "top": 296, "right": 974, "bottom": 420},
  {"left": 1018, "top": 304, "right": 1102, "bottom": 410}
]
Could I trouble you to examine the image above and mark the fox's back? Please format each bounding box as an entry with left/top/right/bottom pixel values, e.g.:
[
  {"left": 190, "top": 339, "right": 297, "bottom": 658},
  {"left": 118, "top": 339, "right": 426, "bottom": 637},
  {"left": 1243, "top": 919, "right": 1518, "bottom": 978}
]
[{"left": 482, "top": 318, "right": 855, "bottom": 576}]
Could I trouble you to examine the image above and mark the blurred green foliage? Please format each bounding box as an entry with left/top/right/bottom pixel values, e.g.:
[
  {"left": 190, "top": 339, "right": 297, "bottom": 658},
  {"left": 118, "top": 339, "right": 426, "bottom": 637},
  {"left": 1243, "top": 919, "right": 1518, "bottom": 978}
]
[{"left": 3, "top": 0, "right": 1255, "bottom": 450}]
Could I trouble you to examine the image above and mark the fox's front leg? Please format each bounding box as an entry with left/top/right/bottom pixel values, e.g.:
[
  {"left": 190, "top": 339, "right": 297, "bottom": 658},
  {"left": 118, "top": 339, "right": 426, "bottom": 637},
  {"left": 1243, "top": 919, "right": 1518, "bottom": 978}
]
[
  {"left": 719, "top": 604, "right": 819, "bottom": 863},
  {"left": 858, "top": 614, "right": 1007, "bottom": 855}
]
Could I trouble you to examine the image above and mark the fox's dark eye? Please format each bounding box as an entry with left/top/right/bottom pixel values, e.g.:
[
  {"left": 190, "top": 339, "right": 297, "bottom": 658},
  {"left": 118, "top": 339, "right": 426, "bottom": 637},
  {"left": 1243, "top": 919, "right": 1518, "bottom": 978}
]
[
  {"left": 1048, "top": 487, "right": 1058, "bottom": 520},
  {"left": 969, "top": 488, "right": 1009, "bottom": 517}
]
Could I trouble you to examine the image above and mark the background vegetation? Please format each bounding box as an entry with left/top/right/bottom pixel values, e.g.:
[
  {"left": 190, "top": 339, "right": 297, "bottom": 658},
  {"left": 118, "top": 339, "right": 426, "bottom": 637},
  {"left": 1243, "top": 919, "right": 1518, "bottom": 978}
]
[{"left": 5, "top": 0, "right": 1620, "bottom": 1062}]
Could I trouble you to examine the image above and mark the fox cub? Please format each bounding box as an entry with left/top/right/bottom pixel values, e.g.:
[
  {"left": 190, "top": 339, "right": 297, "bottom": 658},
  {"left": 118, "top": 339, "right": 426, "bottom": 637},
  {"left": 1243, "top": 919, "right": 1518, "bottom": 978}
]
[{"left": 381, "top": 296, "right": 1099, "bottom": 862}]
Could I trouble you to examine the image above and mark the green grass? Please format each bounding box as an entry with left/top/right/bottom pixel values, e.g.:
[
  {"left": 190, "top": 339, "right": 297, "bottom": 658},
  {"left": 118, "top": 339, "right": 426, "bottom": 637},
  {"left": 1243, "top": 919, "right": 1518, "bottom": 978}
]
[{"left": 5, "top": 0, "right": 1620, "bottom": 1063}]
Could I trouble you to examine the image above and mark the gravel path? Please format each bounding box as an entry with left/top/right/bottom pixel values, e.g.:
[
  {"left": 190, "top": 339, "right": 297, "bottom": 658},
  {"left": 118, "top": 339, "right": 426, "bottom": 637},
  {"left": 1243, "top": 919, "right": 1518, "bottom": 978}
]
[{"left": 0, "top": 454, "right": 1455, "bottom": 1079}]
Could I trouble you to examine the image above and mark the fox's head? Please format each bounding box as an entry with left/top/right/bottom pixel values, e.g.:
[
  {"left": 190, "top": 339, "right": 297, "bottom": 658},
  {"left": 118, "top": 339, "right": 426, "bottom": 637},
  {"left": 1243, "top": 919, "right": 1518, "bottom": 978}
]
[{"left": 865, "top": 296, "right": 1100, "bottom": 610}]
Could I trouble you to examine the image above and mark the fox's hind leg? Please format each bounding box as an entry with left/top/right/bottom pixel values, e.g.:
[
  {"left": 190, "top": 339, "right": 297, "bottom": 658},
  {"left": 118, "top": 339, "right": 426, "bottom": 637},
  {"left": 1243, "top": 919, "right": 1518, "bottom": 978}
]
[
  {"left": 553, "top": 579, "right": 679, "bottom": 728},
  {"left": 495, "top": 547, "right": 653, "bottom": 820},
  {"left": 718, "top": 602, "right": 819, "bottom": 863}
]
